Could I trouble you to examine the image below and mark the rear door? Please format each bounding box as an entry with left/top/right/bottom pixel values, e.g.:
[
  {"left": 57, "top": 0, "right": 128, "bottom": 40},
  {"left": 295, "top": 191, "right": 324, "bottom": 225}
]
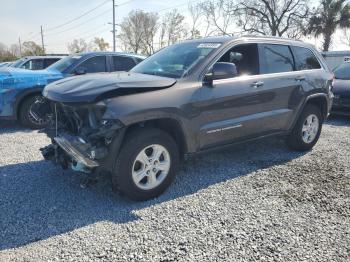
[{"left": 257, "top": 43, "right": 308, "bottom": 131}]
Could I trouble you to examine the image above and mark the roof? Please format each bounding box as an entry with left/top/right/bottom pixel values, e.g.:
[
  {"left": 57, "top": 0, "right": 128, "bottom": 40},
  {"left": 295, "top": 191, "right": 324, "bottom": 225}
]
[
  {"left": 21, "top": 55, "right": 66, "bottom": 59},
  {"left": 322, "top": 51, "right": 350, "bottom": 57},
  {"left": 181, "top": 35, "right": 309, "bottom": 46},
  {"left": 76, "top": 51, "right": 146, "bottom": 59}
]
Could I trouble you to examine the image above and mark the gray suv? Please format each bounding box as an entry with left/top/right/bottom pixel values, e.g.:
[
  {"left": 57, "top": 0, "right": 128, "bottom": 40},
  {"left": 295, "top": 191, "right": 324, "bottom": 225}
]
[{"left": 41, "top": 36, "right": 333, "bottom": 201}]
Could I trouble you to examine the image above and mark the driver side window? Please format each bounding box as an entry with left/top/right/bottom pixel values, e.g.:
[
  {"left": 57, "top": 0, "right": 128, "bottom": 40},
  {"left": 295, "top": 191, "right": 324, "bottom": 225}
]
[{"left": 218, "top": 44, "right": 260, "bottom": 76}]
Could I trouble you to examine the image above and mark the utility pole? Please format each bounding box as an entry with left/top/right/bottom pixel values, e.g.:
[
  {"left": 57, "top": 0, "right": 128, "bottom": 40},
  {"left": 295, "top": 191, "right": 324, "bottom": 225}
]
[
  {"left": 112, "top": 0, "right": 116, "bottom": 52},
  {"left": 18, "top": 37, "right": 22, "bottom": 57},
  {"left": 40, "top": 25, "right": 45, "bottom": 54}
]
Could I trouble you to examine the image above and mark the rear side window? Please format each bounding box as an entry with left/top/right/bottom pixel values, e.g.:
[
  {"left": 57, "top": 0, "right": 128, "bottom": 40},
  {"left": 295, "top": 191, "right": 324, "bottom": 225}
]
[
  {"left": 43, "top": 58, "right": 60, "bottom": 68},
  {"left": 261, "top": 44, "right": 294, "bottom": 74},
  {"left": 292, "top": 47, "right": 321, "bottom": 70},
  {"left": 78, "top": 56, "right": 107, "bottom": 73},
  {"left": 113, "top": 56, "right": 136, "bottom": 71}
]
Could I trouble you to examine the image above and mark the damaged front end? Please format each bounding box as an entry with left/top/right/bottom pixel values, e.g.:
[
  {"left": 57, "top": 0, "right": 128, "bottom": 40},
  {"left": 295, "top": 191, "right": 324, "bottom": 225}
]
[{"left": 40, "top": 101, "right": 124, "bottom": 174}]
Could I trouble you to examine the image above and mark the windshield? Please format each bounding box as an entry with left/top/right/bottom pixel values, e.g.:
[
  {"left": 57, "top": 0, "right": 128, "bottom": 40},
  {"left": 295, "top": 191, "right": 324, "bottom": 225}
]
[
  {"left": 10, "top": 58, "right": 26, "bottom": 68},
  {"left": 334, "top": 63, "right": 350, "bottom": 80},
  {"left": 47, "top": 55, "right": 81, "bottom": 73},
  {"left": 131, "top": 42, "right": 221, "bottom": 78}
]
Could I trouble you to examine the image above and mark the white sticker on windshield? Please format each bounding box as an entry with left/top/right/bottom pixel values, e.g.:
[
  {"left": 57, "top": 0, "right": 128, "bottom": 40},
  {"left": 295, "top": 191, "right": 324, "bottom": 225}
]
[
  {"left": 197, "top": 43, "right": 221, "bottom": 49},
  {"left": 72, "top": 56, "right": 82, "bottom": 59}
]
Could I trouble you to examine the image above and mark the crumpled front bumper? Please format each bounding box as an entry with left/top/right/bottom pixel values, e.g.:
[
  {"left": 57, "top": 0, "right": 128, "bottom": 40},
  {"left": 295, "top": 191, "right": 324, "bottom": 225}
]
[
  {"left": 41, "top": 132, "right": 108, "bottom": 172},
  {"left": 53, "top": 136, "right": 99, "bottom": 168}
]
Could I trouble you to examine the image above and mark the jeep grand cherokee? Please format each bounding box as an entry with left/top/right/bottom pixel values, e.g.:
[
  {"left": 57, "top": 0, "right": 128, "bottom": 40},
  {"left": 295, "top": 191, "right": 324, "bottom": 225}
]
[{"left": 41, "top": 36, "right": 333, "bottom": 201}]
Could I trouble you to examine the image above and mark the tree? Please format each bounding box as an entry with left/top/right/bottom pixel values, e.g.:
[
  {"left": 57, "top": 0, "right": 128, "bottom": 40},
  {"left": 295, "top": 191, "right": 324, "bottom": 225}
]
[
  {"left": 236, "top": 0, "right": 309, "bottom": 38},
  {"left": 308, "top": 0, "right": 350, "bottom": 51},
  {"left": 22, "top": 41, "right": 44, "bottom": 56},
  {"left": 340, "top": 28, "right": 350, "bottom": 46},
  {"left": 160, "top": 9, "right": 187, "bottom": 47},
  {"left": 118, "top": 10, "right": 158, "bottom": 55},
  {"left": 91, "top": 37, "right": 110, "bottom": 51},
  {"left": 0, "top": 42, "right": 18, "bottom": 61},
  {"left": 188, "top": 2, "right": 203, "bottom": 39},
  {"left": 199, "top": 0, "right": 238, "bottom": 36},
  {"left": 139, "top": 12, "right": 159, "bottom": 55},
  {"left": 67, "top": 39, "right": 88, "bottom": 54},
  {"left": 9, "top": 44, "right": 21, "bottom": 57}
]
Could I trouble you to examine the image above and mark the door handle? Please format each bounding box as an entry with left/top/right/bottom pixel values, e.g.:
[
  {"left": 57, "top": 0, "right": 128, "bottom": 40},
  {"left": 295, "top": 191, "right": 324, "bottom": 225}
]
[
  {"left": 251, "top": 81, "right": 264, "bottom": 88},
  {"left": 295, "top": 76, "right": 306, "bottom": 81}
]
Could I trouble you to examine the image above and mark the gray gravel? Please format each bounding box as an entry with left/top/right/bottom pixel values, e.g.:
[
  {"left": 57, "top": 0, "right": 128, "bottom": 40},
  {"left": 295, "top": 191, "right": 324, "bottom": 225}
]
[{"left": 0, "top": 117, "right": 349, "bottom": 262}]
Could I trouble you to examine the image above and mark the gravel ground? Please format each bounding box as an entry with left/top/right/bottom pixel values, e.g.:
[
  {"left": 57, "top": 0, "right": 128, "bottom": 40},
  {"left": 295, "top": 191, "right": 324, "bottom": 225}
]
[{"left": 0, "top": 117, "right": 349, "bottom": 262}]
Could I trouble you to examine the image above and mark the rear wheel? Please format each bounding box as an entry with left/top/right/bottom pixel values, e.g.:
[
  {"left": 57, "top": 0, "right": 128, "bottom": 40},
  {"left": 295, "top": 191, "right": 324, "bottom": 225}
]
[
  {"left": 286, "top": 104, "right": 323, "bottom": 151},
  {"left": 112, "top": 128, "right": 180, "bottom": 201},
  {"left": 19, "top": 95, "right": 50, "bottom": 129}
]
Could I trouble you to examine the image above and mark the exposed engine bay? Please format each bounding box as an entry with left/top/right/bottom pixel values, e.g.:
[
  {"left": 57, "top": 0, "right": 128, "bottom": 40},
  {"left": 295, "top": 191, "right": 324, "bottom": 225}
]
[
  {"left": 39, "top": 72, "right": 177, "bottom": 176},
  {"left": 40, "top": 101, "right": 124, "bottom": 174}
]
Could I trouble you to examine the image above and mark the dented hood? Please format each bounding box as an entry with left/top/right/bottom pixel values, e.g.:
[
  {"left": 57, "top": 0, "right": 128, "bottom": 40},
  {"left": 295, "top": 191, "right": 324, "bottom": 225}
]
[{"left": 43, "top": 72, "right": 176, "bottom": 103}]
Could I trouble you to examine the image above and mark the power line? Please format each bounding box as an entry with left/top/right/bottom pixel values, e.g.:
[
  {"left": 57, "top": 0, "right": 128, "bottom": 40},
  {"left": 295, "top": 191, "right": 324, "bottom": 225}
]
[
  {"left": 45, "top": 0, "right": 110, "bottom": 32},
  {"left": 117, "top": 0, "right": 135, "bottom": 7},
  {"left": 46, "top": 28, "right": 110, "bottom": 48},
  {"left": 157, "top": 0, "right": 203, "bottom": 13},
  {"left": 46, "top": 24, "right": 110, "bottom": 45},
  {"left": 45, "top": 9, "right": 111, "bottom": 36}
]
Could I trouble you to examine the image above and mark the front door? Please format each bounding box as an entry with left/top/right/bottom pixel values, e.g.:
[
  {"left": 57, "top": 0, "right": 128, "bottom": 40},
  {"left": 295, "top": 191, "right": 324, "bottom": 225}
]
[{"left": 197, "top": 43, "right": 303, "bottom": 150}]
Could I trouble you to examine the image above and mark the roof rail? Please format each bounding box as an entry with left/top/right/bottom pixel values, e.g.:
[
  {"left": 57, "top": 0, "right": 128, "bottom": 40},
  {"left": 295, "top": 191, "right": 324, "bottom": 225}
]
[{"left": 240, "top": 34, "right": 302, "bottom": 42}]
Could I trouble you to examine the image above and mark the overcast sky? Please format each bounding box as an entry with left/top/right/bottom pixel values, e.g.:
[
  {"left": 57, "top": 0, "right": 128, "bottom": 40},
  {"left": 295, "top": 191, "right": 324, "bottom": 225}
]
[{"left": 0, "top": 0, "right": 349, "bottom": 53}]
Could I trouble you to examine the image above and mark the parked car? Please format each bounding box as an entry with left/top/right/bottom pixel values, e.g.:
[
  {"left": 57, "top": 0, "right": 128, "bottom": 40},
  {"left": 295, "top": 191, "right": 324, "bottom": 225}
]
[
  {"left": 332, "top": 62, "right": 350, "bottom": 115},
  {"left": 0, "top": 62, "right": 13, "bottom": 67},
  {"left": 0, "top": 52, "right": 145, "bottom": 128},
  {"left": 322, "top": 51, "right": 350, "bottom": 70},
  {"left": 41, "top": 36, "right": 333, "bottom": 201},
  {"left": 10, "top": 56, "right": 65, "bottom": 70}
]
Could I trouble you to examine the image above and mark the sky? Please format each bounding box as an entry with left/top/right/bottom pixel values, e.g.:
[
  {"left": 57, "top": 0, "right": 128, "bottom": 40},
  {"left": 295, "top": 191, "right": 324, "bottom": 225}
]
[{"left": 0, "top": 0, "right": 349, "bottom": 54}]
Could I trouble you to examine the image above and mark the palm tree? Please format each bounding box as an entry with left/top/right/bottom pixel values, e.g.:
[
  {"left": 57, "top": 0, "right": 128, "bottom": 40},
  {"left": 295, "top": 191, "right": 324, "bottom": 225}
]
[{"left": 308, "top": 0, "right": 350, "bottom": 51}]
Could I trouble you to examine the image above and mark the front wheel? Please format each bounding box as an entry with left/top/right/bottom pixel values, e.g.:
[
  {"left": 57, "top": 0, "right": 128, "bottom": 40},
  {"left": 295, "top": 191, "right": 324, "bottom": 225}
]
[
  {"left": 112, "top": 128, "right": 180, "bottom": 201},
  {"left": 286, "top": 104, "right": 323, "bottom": 151},
  {"left": 19, "top": 95, "right": 51, "bottom": 129}
]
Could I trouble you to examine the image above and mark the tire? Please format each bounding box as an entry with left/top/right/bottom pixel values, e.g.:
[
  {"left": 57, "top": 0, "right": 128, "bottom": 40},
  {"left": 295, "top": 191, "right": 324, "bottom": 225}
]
[
  {"left": 112, "top": 127, "right": 180, "bottom": 201},
  {"left": 286, "top": 104, "right": 323, "bottom": 151},
  {"left": 19, "top": 95, "right": 50, "bottom": 129}
]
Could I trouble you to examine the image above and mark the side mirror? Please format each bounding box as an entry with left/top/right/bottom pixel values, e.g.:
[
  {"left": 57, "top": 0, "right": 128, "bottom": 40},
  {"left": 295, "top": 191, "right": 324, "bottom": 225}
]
[
  {"left": 204, "top": 62, "right": 238, "bottom": 83},
  {"left": 74, "top": 67, "right": 87, "bottom": 75}
]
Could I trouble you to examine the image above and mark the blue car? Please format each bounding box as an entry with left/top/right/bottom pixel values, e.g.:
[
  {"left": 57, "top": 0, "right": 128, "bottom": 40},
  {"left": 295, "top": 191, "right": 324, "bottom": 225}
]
[{"left": 0, "top": 52, "right": 145, "bottom": 128}]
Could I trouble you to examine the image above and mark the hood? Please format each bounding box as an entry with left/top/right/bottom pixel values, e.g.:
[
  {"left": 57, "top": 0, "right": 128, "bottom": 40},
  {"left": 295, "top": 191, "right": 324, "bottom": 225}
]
[
  {"left": 0, "top": 67, "right": 63, "bottom": 89},
  {"left": 333, "top": 79, "right": 350, "bottom": 97},
  {"left": 43, "top": 72, "right": 177, "bottom": 103}
]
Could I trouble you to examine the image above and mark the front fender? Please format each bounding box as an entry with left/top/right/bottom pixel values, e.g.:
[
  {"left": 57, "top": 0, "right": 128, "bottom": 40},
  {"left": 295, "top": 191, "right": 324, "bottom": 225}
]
[{"left": 0, "top": 86, "right": 43, "bottom": 118}]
